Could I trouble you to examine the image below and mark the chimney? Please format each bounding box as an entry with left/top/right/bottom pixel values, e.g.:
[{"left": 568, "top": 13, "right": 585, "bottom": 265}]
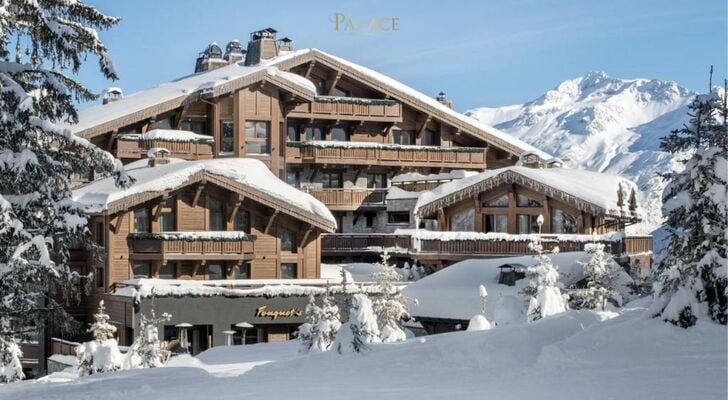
[
  {"left": 245, "top": 27, "right": 279, "bottom": 66},
  {"left": 195, "top": 42, "right": 228, "bottom": 73},
  {"left": 102, "top": 87, "right": 123, "bottom": 104},
  {"left": 436, "top": 91, "right": 453, "bottom": 109},
  {"left": 147, "top": 148, "right": 171, "bottom": 167},
  {"left": 277, "top": 37, "right": 293, "bottom": 52},
  {"left": 224, "top": 40, "right": 246, "bottom": 64}
]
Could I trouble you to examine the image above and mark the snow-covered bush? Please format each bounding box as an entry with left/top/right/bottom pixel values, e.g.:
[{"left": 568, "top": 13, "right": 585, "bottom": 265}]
[
  {"left": 521, "top": 216, "right": 567, "bottom": 322},
  {"left": 0, "top": 2, "right": 131, "bottom": 382},
  {"left": 297, "top": 295, "right": 321, "bottom": 353},
  {"left": 77, "top": 301, "right": 123, "bottom": 375},
  {"left": 371, "top": 250, "right": 414, "bottom": 343},
  {"left": 467, "top": 285, "right": 493, "bottom": 331},
  {"left": 298, "top": 291, "right": 343, "bottom": 354},
  {"left": 127, "top": 309, "right": 171, "bottom": 368},
  {"left": 651, "top": 91, "right": 728, "bottom": 327},
  {"left": 576, "top": 243, "right": 621, "bottom": 311},
  {"left": 335, "top": 293, "right": 380, "bottom": 353}
]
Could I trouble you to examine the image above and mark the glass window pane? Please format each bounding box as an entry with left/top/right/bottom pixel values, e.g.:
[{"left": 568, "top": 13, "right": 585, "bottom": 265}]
[
  {"left": 450, "top": 208, "right": 474, "bottom": 231},
  {"left": 245, "top": 141, "right": 268, "bottom": 154},
  {"left": 552, "top": 209, "right": 577, "bottom": 234},
  {"left": 496, "top": 215, "right": 509, "bottom": 233},
  {"left": 221, "top": 122, "right": 234, "bottom": 153},
  {"left": 287, "top": 126, "right": 298, "bottom": 142},
  {"left": 134, "top": 208, "right": 150, "bottom": 233},
  {"left": 330, "top": 127, "right": 348, "bottom": 141},
  {"left": 255, "top": 122, "right": 268, "bottom": 138},
  {"left": 234, "top": 211, "right": 249, "bottom": 232},
  {"left": 484, "top": 194, "right": 509, "bottom": 207},
  {"left": 517, "top": 194, "right": 542, "bottom": 207},
  {"left": 133, "top": 263, "right": 150, "bottom": 279},
  {"left": 280, "top": 229, "right": 296, "bottom": 252},
  {"left": 208, "top": 199, "right": 225, "bottom": 231},
  {"left": 245, "top": 121, "right": 255, "bottom": 138},
  {"left": 208, "top": 264, "right": 224, "bottom": 280},
  {"left": 280, "top": 263, "right": 297, "bottom": 279},
  {"left": 233, "top": 263, "right": 250, "bottom": 279},
  {"left": 159, "top": 263, "right": 175, "bottom": 279}
]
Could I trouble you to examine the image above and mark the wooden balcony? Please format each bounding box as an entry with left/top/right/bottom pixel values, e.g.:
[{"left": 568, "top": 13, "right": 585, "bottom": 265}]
[
  {"left": 321, "top": 234, "right": 412, "bottom": 254},
  {"left": 322, "top": 233, "right": 652, "bottom": 264},
  {"left": 307, "top": 188, "right": 386, "bottom": 210},
  {"left": 288, "top": 97, "right": 402, "bottom": 122},
  {"left": 286, "top": 142, "right": 487, "bottom": 169},
  {"left": 129, "top": 232, "right": 255, "bottom": 261},
  {"left": 116, "top": 139, "right": 214, "bottom": 160}
]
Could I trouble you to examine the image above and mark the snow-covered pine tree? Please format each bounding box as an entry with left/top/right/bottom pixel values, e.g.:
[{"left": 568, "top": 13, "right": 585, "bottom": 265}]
[
  {"left": 521, "top": 215, "right": 568, "bottom": 322},
  {"left": 76, "top": 300, "right": 123, "bottom": 375},
  {"left": 650, "top": 86, "right": 728, "bottom": 327},
  {"left": 0, "top": 1, "right": 132, "bottom": 382},
  {"left": 371, "top": 250, "right": 412, "bottom": 343},
  {"left": 310, "top": 290, "right": 341, "bottom": 352},
  {"left": 127, "top": 309, "right": 171, "bottom": 368},
  {"left": 580, "top": 243, "right": 620, "bottom": 311},
  {"left": 334, "top": 293, "right": 380, "bottom": 353},
  {"left": 297, "top": 295, "right": 321, "bottom": 354}
]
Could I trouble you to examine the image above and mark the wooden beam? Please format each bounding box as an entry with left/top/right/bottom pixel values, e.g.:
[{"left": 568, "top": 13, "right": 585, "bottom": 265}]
[
  {"left": 111, "top": 214, "right": 124, "bottom": 234},
  {"left": 416, "top": 115, "right": 432, "bottom": 138},
  {"left": 304, "top": 61, "right": 316, "bottom": 78},
  {"left": 227, "top": 194, "right": 245, "bottom": 222},
  {"left": 264, "top": 211, "right": 280, "bottom": 235},
  {"left": 325, "top": 72, "right": 342, "bottom": 96},
  {"left": 152, "top": 195, "right": 168, "bottom": 221},
  {"left": 301, "top": 225, "right": 314, "bottom": 246},
  {"left": 192, "top": 183, "right": 206, "bottom": 207},
  {"left": 175, "top": 102, "right": 191, "bottom": 130}
]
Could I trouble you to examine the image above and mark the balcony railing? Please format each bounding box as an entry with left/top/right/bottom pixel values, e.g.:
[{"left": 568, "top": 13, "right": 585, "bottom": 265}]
[
  {"left": 321, "top": 233, "right": 652, "bottom": 261},
  {"left": 286, "top": 142, "right": 487, "bottom": 169},
  {"left": 307, "top": 188, "right": 386, "bottom": 210},
  {"left": 116, "top": 139, "right": 214, "bottom": 160},
  {"left": 288, "top": 97, "right": 402, "bottom": 122},
  {"left": 129, "top": 232, "right": 255, "bottom": 261}
]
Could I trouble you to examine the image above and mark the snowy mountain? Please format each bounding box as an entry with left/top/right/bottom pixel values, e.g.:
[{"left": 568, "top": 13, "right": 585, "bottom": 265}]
[{"left": 467, "top": 71, "right": 696, "bottom": 232}]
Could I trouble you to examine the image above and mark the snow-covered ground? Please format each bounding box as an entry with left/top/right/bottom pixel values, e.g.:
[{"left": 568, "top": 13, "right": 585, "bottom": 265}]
[{"left": 3, "top": 303, "right": 725, "bottom": 400}]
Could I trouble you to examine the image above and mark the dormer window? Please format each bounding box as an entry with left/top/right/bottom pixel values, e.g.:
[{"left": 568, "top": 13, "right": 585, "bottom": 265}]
[
  {"left": 234, "top": 210, "right": 250, "bottom": 233},
  {"left": 208, "top": 198, "right": 225, "bottom": 231},
  {"left": 133, "top": 207, "right": 150, "bottom": 233}
]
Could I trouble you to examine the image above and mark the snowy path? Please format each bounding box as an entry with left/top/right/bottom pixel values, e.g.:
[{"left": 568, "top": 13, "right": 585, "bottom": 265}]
[{"left": 2, "top": 307, "right": 725, "bottom": 400}]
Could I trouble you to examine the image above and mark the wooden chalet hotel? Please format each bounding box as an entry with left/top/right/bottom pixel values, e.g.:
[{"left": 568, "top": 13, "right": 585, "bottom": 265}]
[{"left": 37, "top": 27, "right": 651, "bottom": 365}]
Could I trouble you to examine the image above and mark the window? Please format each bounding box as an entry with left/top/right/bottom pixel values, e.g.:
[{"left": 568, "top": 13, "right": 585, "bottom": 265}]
[
  {"left": 208, "top": 264, "right": 224, "bottom": 280},
  {"left": 484, "top": 214, "right": 508, "bottom": 233},
  {"left": 552, "top": 209, "right": 577, "bottom": 234},
  {"left": 234, "top": 210, "right": 250, "bottom": 233},
  {"left": 220, "top": 121, "right": 234, "bottom": 154},
  {"left": 232, "top": 262, "right": 251, "bottom": 279},
  {"left": 388, "top": 211, "right": 410, "bottom": 224},
  {"left": 280, "top": 229, "right": 296, "bottom": 253},
  {"left": 181, "top": 120, "right": 207, "bottom": 135},
  {"left": 365, "top": 213, "right": 375, "bottom": 228},
  {"left": 321, "top": 171, "right": 343, "bottom": 189},
  {"left": 331, "top": 86, "right": 348, "bottom": 97},
  {"left": 483, "top": 194, "right": 509, "bottom": 207},
  {"left": 392, "top": 130, "right": 413, "bottom": 145},
  {"left": 517, "top": 214, "right": 541, "bottom": 234},
  {"left": 245, "top": 121, "right": 269, "bottom": 154},
  {"left": 208, "top": 198, "right": 225, "bottom": 231},
  {"left": 94, "top": 267, "right": 104, "bottom": 288},
  {"left": 159, "top": 197, "right": 176, "bottom": 232},
  {"left": 517, "top": 194, "right": 542, "bottom": 207},
  {"left": 330, "top": 127, "right": 349, "bottom": 142},
  {"left": 366, "top": 173, "right": 387, "bottom": 189},
  {"left": 421, "top": 129, "right": 439, "bottom": 146},
  {"left": 450, "top": 208, "right": 475, "bottom": 231},
  {"left": 158, "top": 263, "right": 176, "bottom": 279},
  {"left": 280, "top": 263, "right": 297, "bottom": 279},
  {"left": 287, "top": 125, "right": 299, "bottom": 142},
  {"left": 133, "top": 263, "right": 151, "bottom": 279},
  {"left": 303, "top": 126, "right": 324, "bottom": 141},
  {"left": 134, "top": 207, "right": 150, "bottom": 233},
  {"left": 286, "top": 170, "right": 300, "bottom": 188},
  {"left": 150, "top": 117, "right": 173, "bottom": 130},
  {"left": 94, "top": 221, "right": 105, "bottom": 246}
]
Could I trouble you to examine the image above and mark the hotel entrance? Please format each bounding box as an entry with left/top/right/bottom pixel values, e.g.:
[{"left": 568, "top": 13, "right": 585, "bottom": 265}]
[{"left": 230, "top": 324, "right": 299, "bottom": 344}]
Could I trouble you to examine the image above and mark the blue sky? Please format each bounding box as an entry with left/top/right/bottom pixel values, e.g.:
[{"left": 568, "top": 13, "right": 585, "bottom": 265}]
[{"left": 78, "top": 0, "right": 726, "bottom": 112}]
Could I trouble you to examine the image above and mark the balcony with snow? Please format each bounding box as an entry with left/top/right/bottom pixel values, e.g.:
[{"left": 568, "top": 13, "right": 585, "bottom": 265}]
[
  {"left": 128, "top": 231, "right": 256, "bottom": 263},
  {"left": 115, "top": 129, "right": 215, "bottom": 160},
  {"left": 288, "top": 96, "right": 402, "bottom": 122}
]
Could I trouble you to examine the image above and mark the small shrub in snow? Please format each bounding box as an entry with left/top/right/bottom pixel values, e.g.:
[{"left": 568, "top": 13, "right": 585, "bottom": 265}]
[
  {"left": 521, "top": 215, "right": 568, "bottom": 322},
  {"left": 298, "top": 292, "right": 342, "bottom": 353},
  {"left": 128, "top": 309, "right": 171, "bottom": 368},
  {"left": 335, "top": 293, "right": 380, "bottom": 353},
  {"left": 371, "top": 251, "right": 414, "bottom": 343},
  {"left": 0, "top": 335, "right": 23, "bottom": 383},
  {"left": 650, "top": 91, "right": 727, "bottom": 327},
  {"left": 577, "top": 243, "right": 621, "bottom": 311},
  {"left": 77, "top": 301, "right": 123, "bottom": 375},
  {"left": 297, "top": 295, "right": 320, "bottom": 353}
]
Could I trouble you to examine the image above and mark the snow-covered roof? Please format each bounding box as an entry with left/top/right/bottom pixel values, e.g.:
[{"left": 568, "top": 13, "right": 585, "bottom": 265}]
[
  {"left": 386, "top": 186, "right": 420, "bottom": 201},
  {"left": 391, "top": 170, "right": 478, "bottom": 183},
  {"left": 117, "top": 129, "right": 215, "bottom": 144},
  {"left": 73, "top": 157, "right": 336, "bottom": 231},
  {"left": 415, "top": 166, "right": 640, "bottom": 219},
  {"left": 65, "top": 50, "right": 316, "bottom": 138},
  {"left": 403, "top": 252, "right": 632, "bottom": 321},
  {"left": 67, "top": 48, "right": 551, "bottom": 159}
]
